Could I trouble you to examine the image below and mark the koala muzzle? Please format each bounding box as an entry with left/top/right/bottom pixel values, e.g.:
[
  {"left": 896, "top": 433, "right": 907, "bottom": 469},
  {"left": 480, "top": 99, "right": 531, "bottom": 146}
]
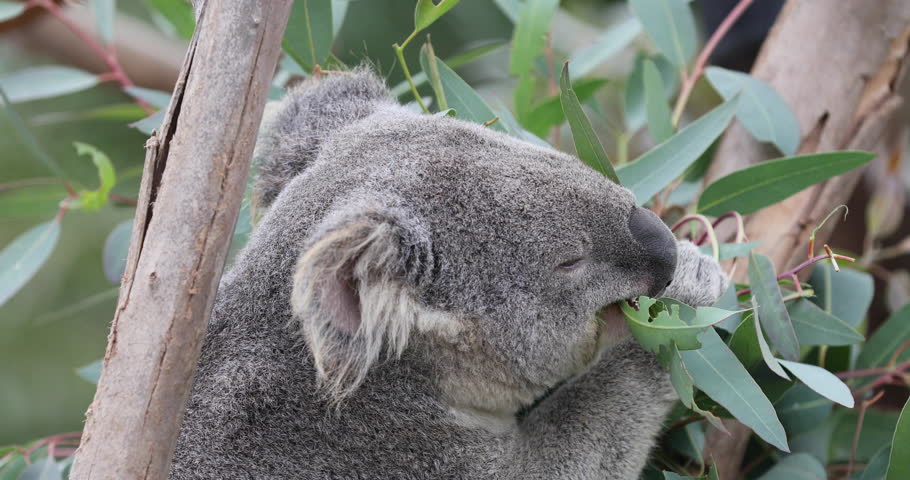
[{"left": 628, "top": 207, "right": 678, "bottom": 297}]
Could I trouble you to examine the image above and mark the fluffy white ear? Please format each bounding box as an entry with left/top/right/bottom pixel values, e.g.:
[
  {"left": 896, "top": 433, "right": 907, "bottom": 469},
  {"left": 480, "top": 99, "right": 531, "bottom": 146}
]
[{"left": 291, "top": 208, "right": 430, "bottom": 401}]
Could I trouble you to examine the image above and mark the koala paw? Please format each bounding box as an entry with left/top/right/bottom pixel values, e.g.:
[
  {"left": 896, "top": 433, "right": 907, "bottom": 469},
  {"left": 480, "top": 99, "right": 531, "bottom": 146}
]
[{"left": 662, "top": 241, "right": 728, "bottom": 307}]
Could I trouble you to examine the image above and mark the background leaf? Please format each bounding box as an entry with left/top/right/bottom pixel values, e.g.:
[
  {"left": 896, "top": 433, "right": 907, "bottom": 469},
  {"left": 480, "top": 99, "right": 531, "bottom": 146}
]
[
  {"left": 628, "top": 0, "right": 696, "bottom": 68},
  {"left": 102, "top": 220, "right": 132, "bottom": 285},
  {"left": 699, "top": 241, "right": 761, "bottom": 261},
  {"left": 643, "top": 59, "right": 673, "bottom": 143},
  {"left": 887, "top": 399, "right": 910, "bottom": 480},
  {"left": 569, "top": 16, "right": 641, "bottom": 77},
  {"left": 560, "top": 63, "right": 619, "bottom": 183},
  {"left": 508, "top": 0, "right": 559, "bottom": 76},
  {"left": 856, "top": 302, "right": 910, "bottom": 370},
  {"left": 705, "top": 66, "right": 801, "bottom": 155},
  {"left": 698, "top": 152, "right": 874, "bottom": 216},
  {"left": 788, "top": 299, "right": 864, "bottom": 346},
  {"left": 778, "top": 359, "right": 853, "bottom": 408},
  {"left": 283, "top": 0, "right": 334, "bottom": 72},
  {"left": 775, "top": 384, "right": 833, "bottom": 437},
  {"left": 0, "top": 1, "right": 26, "bottom": 22},
  {"left": 76, "top": 359, "right": 103, "bottom": 385},
  {"left": 756, "top": 453, "right": 826, "bottom": 480},
  {"left": 414, "top": 0, "right": 462, "bottom": 32},
  {"left": 524, "top": 78, "right": 607, "bottom": 137},
  {"left": 617, "top": 97, "right": 738, "bottom": 205},
  {"left": 431, "top": 58, "right": 505, "bottom": 132},
  {"left": 863, "top": 446, "right": 892, "bottom": 480},
  {"left": 680, "top": 328, "right": 789, "bottom": 451},
  {"left": 749, "top": 252, "right": 800, "bottom": 361},
  {"left": 809, "top": 264, "right": 873, "bottom": 328},
  {"left": 124, "top": 86, "right": 171, "bottom": 109},
  {"left": 0, "top": 66, "right": 99, "bottom": 103},
  {"left": 145, "top": 0, "right": 195, "bottom": 39},
  {"left": 91, "top": 0, "right": 116, "bottom": 45},
  {"left": 0, "top": 221, "right": 61, "bottom": 307}
]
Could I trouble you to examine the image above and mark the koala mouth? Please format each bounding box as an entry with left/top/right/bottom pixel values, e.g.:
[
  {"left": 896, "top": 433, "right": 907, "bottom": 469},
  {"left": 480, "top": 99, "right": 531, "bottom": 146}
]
[{"left": 625, "top": 297, "right": 641, "bottom": 311}]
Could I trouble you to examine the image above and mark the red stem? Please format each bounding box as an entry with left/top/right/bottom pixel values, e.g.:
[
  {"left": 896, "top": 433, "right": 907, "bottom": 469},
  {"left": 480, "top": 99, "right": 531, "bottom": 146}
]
[
  {"left": 837, "top": 360, "right": 910, "bottom": 380},
  {"left": 36, "top": 0, "right": 154, "bottom": 114},
  {"left": 671, "top": 0, "right": 755, "bottom": 123},
  {"left": 736, "top": 253, "right": 856, "bottom": 296}
]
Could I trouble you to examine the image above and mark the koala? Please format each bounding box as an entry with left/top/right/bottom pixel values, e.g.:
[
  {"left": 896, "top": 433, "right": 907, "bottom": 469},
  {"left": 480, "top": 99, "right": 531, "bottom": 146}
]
[{"left": 169, "top": 69, "right": 728, "bottom": 479}]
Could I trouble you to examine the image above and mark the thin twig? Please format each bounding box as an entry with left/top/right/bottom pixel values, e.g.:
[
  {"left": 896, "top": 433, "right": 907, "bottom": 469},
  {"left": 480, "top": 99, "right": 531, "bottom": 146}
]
[
  {"left": 847, "top": 391, "right": 885, "bottom": 478},
  {"left": 737, "top": 252, "right": 856, "bottom": 296}
]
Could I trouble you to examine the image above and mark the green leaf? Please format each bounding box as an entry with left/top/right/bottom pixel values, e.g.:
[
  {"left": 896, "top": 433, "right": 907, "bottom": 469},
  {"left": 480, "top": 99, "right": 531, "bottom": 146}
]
[
  {"left": 863, "top": 446, "right": 891, "bottom": 480},
  {"left": 72, "top": 142, "right": 116, "bottom": 211},
  {"left": 18, "top": 457, "right": 62, "bottom": 480},
  {"left": 130, "top": 109, "right": 165, "bottom": 135},
  {"left": 145, "top": 0, "right": 195, "bottom": 39},
  {"left": 756, "top": 453, "right": 825, "bottom": 480},
  {"left": 0, "top": 1, "right": 27, "bottom": 21},
  {"left": 624, "top": 54, "right": 677, "bottom": 132},
  {"left": 628, "top": 0, "right": 696, "bottom": 68},
  {"left": 622, "top": 297, "right": 732, "bottom": 353},
  {"left": 124, "top": 86, "right": 171, "bottom": 109},
  {"left": 752, "top": 299, "right": 791, "bottom": 380},
  {"left": 705, "top": 67, "right": 800, "bottom": 155},
  {"left": 0, "top": 221, "right": 61, "bottom": 307},
  {"left": 666, "top": 422, "right": 705, "bottom": 464},
  {"left": 0, "top": 453, "right": 27, "bottom": 480},
  {"left": 728, "top": 313, "right": 761, "bottom": 368},
  {"left": 331, "top": 0, "right": 348, "bottom": 36},
  {"left": 775, "top": 383, "right": 833, "bottom": 437},
  {"left": 643, "top": 59, "right": 673, "bottom": 143},
  {"left": 560, "top": 63, "right": 619, "bottom": 183},
  {"left": 391, "top": 40, "right": 507, "bottom": 98},
  {"left": 810, "top": 264, "right": 873, "bottom": 328},
  {"left": 788, "top": 299, "right": 864, "bottom": 346},
  {"left": 699, "top": 241, "right": 761, "bottom": 261},
  {"left": 103, "top": 220, "right": 132, "bottom": 285},
  {"left": 508, "top": 0, "right": 558, "bottom": 76},
  {"left": 856, "top": 302, "right": 910, "bottom": 370},
  {"left": 0, "top": 183, "right": 68, "bottom": 218},
  {"left": 77, "top": 359, "right": 103, "bottom": 385},
  {"left": 420, "top": 41, "right": 448, "bottom": 111},
  {"left": 91, "top": 0, "right": 116, "bottom": 44},
  {"left": 663, "top": 342, "right": 727, "bottom": 432},
  {"left": 680, "top": 328, "right": 789, "bottom": 451},
  {"left": 569, "top": 16, "right": 641, "bottom": 77},
  {"left": 617, "top": 97, "right": 738, "bottom": 205},
  {"left": 414, "top": 0, "right": 462, "bottom": 32},
  {"left": 713, "top": 283, "right": 744, "bottom": 331},
  {"left": 524, "top": 78, "right": 607, "bottom": 137},
  {"left": 431, "top": 58, "right": 505, "bottom": 132},
  {"left": 0, "top": 66, "right": 99, "bottom": 103},
  {"left": 749, "top": 252, "right": 800, "bottom": 361},
  {"left": 832, "top": 409, "right": 899, "bottom": 463},
  {"left": 778, "top": 359, "right": 853, "bottom": 408},
  {"left": 887, "top": 398, "right": 910, "bottom": 480},
  {"left": 698, "top": 152, "right": 874, "bottom": 216},
  {"left": 283, "top": 0, "right": 333, "bottom": 72}
]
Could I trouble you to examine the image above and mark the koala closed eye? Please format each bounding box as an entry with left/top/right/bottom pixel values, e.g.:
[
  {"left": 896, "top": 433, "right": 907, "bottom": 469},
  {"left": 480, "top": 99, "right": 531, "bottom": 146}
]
[{"left": 556, "top": 257, "right": 588, "bottom": 272}]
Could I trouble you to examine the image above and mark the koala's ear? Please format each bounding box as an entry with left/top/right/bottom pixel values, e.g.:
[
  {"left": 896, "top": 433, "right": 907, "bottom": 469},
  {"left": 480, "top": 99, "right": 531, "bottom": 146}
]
[{"left": 290, "top": 207, "right": 431, "bottom": 400}]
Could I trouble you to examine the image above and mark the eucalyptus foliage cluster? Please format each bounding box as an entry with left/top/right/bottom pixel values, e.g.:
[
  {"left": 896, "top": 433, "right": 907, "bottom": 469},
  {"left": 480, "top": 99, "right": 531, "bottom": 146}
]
[{"left": 0, "top": 1, "right": 908, "bottom": 479}]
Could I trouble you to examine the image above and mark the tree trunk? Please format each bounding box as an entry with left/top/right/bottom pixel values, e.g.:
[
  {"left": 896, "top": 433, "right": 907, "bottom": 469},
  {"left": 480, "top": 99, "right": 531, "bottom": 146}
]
[
  {"left": 69, "top": 1, "right": 292, "bottom": 478},
  {"left": 703, "top": 1, "right": 910, "bottom": 477}
]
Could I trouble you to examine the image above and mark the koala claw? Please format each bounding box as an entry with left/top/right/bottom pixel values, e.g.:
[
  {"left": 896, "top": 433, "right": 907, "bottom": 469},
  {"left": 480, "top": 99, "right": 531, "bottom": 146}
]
[{"left": 662, "top": 241, "right": 729, "bottom": 307}]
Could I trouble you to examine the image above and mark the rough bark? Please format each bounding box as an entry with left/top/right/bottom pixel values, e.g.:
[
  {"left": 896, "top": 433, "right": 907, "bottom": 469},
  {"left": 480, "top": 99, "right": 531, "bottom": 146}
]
[
  {"left": 703, "top": 2, "right": 910, "bottom": 477},
  {"left": 69, "top": 1, "right": 292, "bottom": 479}
]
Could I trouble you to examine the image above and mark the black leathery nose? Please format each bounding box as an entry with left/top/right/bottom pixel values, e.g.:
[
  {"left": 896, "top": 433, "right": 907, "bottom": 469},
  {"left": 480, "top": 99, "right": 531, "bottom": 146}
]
[{"left": 628, "top": 207, "right": 678, "bottom": 297}]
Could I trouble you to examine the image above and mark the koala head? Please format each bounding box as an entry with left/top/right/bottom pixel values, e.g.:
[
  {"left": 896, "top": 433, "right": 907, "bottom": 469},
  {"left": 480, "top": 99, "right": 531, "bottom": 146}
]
[{"left": 269, "top": 73, "right": 678, "bottom": 414}]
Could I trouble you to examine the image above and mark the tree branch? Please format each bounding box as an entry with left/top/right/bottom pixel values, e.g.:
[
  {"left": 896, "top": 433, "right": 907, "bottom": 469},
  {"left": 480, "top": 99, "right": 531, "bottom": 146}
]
[{"left": 69, "top": 1, "right": 292, "bottom": 478}]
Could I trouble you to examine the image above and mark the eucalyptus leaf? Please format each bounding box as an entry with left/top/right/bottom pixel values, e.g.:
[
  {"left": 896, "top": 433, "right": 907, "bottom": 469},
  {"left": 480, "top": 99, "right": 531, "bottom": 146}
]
[
  {"left": 524, "top": 78, "right": 607, "bottom": 137},
  {"left": 643, "top": 59, "right": 673, "bottom": 143},
  {"left": 788, "top": 299, "right": 864, "bottom": 346},
  {"left": 560, "top": 63, "right": 619, "bottom": 183},
  {"left": 705, "top": 67, "right": 800, "bottom": 155},
  {"left": 622, "top": 297, "right": 731, "bottom": 353},
  {"left": 863, "top": 446, "right": 891, "bottom": 480},
  {"left": 18, "top": 457, "right": 62, "bottom": 480},
  {"left": 124, "top": 86, "right": 171, "bottom": 109},
  {"left": 103, "top": 220, "right": 132, "bottom": 285},
  {"left": 749, "top": 252, "right": 800, "bottom": 361},
  {"left": 71, "top": 142, "right": 116, "bottom": 211},
  {"left": 699, "top": 241, "right": 761, "bottom": 261},
  {"left": 0, "top": 1, "right": 26, "bottom": 21},
  {"left": 679, "top": 328, "right": 789, "bottom": 451},
  {"left": 775, "top": 383, "right": 833, "bottom": 437},
  {"left": 628, "top": 0, "right": 696, "bottom": 68},
  {"left": 91, "top": 0, "right": 116, "bottom": 44},
  {"left": 77, "top": 359, "right": 103, "bottom": 385},
  {"left": 509, "top": 0, "right": 558, "bottom": 76},
  {"left": 778, "top": 359, "right": 853, "bottom": 408},
  {"left": 753, "top": 298, "right": 791, "bottom": 380},
  {"left": 663, "top": 342, "right": 726, "bottom": 432},
  {"left": 569, "top": 16, "right": 641, "bottom": 77},
  {"left": 0, "top": 66, "right": 99, "bottom": 103},
  {"left": 420, "top": 42, "right": 448, "bottom": 111},
  {"left": 727, "top": 314, "right": 761, "bottom": 368},
  {"left": 431, "top": 58, "right": 505, "bottom": 132},
  {"left": 810, "top": 264, "right": 873, "bottom": 328},
  {"left": 856, "top": 302, "right": 910, "bottom": 370},
  {"left": 391, "top": 41, "right": 507, "bottom": 98},
  {"left": 698, "top": 152, "right": 875, "bottom": 216},
  {"left": 130, "top": 109, "right": 165, "bottom": 135},
  {"left": 283, "top": 0, "right": 333, "bottom": 72},
  {"left": 331, "top": 0, "right": 349, "bottom": 36},
  {"left": 414, "top": 0, "right": 462, "bottom": 33},
  {"left": 887, "top": 399, "right": 910, "bottom": 480},
  {"left": 0, "top": 184, "right": 69, "bottom": 219},
  {"left": 617, "top": 97, "right": 738, "bottom": 205},
  {"left": 0, "top": 221, "right": 61, "bottom": 307},
  {"left": 756, "top": 453, "right": 825, "bottom": 480},
  {"left": 145, "top": 0, "right": 195, "bottom": 39}
]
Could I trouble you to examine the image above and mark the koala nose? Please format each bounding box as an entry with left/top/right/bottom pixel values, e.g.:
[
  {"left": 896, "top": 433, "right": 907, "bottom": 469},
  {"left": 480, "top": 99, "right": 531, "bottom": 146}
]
[{"left": 628, "top": 207, "right": 677, "bottom": 297}]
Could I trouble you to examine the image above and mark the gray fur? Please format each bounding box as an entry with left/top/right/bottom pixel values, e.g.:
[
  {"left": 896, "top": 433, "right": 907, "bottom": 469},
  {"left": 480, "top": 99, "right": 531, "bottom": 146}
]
[{"left": 170, "top": 69, "right": 727, "bottom": 479}]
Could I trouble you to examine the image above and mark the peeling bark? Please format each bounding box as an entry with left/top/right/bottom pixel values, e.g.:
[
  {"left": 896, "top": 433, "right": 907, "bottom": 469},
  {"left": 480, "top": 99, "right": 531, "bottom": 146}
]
[{"left": 69, "top": 1, "right": 292, "bottom": 479}]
